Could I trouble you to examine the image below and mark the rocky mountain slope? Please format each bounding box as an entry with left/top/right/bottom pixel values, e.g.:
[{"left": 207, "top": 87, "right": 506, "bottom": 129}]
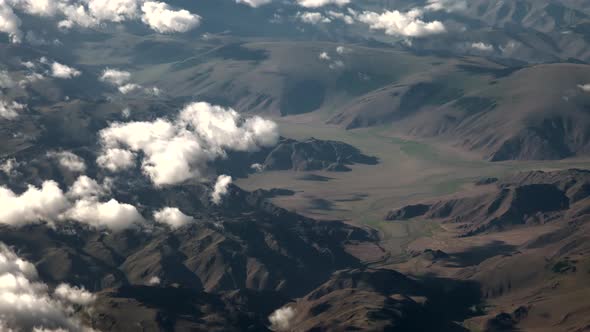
[{"left": 386, "top": 169, "right": 590, "bottom": 235}]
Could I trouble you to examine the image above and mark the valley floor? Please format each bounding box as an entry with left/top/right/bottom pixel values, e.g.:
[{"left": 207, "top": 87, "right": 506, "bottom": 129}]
[{"left": 236, "top": 115, "right": 590, "bottom": 331}]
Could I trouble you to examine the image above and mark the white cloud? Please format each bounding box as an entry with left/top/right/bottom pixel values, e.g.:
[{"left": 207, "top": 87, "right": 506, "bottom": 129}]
[
  {"left": 141, "top": 1, "right": 201, "bottom": 33},
  {"left": 16, "top": 0, "right": 58, "bottom": 16},
  {"left": 19, "top": 72, "right": 44, "bottom": 87},
  {"left": 145, "top": 86, "right": 161, "bottom": 96},
  {"left": 96, "top": 148, "right": 137, "bottom": 172},
  {"left": 357, "top": 9, "right": 446, "bottom": 37},
  {"left": 99, "top": 68, "right": 144, "bottom": 94},
  {"left": 0, "top": 100, "right": 25, "bottom": 120},
  {"left": 50, "top": 61, "right": 81, "bottom": 79},
  {"left": 0, "top": 242, "right": 96, "bottom": 331},
  {"left": 47, "top": 151, "right": 87, "bottom": 172},
  {"left": 236, "top": 0, "right": 272, "bottom": 7},
  {"left": 0, "top": 0, "right": 22, "bottom": 43},
  {"left": 329, "top": 59, "right": 344, "bottom": 69},
  {"left": 2, "top": 0, "right": 201, "bottom": 39},
  {"left": 0, "top": 158, "right": 19, "bottom": 176},
  {"left": 118, "top": 83, "right": 141, "bottom": 94},
  {"left": 153, "top": 207, "right": 193, "bottom": 229},
  {"left": 425, "top": 0, "right": 467, "bottom": 12},
  {"left": 268, "top": 306, "right": 296, "bottom": 331},
  {"left": 297, "top": 11, "right": 330, "bottom": 24},
  {"left": 0, "top": 178, "right": 141, "bottom": 231},
  {"left": 0, "top": 181, "right": 70, "bottom": 226},
  {"left": 147, "top": 276, "right": 160, "bottom": 285},
  {"left": 57, "top": 2, "right": 99, "bottom": 29},
  {"left": 336, "top": 45, "right": 350, "bottom": 54},
  {"left": 296, "top": 0, "right": 349, "bottom": 8},
  {"left": 250, "top": 163, "right": 263, "bottom": 172},
  {"left": 98, "top": 101, "right": 278, "bottom": 186},
  {"left": 211, "top": 174, "right": 232, "bottom": 205},
  {"left": 67, "top": 176, "right": 106, "bottom": 199},
  {"left": 327, "top": 10, "right": 354, "bottom": 24},
  {"left": 471, "top": 42, "right": 493, "bottom": 52},
  {"left": 63, "top": 198, "right": 144, "bottom": 231},
  {"left": 578, "top": 84, "right": 590, "bottom": 92},
  {"left": 53, "top": 284, "right": 95, "bottom": 306},
  {"left": 122, "top": 107, "right": 131, "bottom": 118},
  {"left": 0, "top": 70, "right": 14, "bottom": 89},
  {"left": 319, "top": 51, "right": 331, "bottom": 61},
  {"left": 87, "top": 0, "right": 139, "bottom": 22},
  {"left": 100, "top": 68, "right": 131, "bottom": 86},
  {"left": 319, "top": 51, "right": 344, "bottom": 69}
]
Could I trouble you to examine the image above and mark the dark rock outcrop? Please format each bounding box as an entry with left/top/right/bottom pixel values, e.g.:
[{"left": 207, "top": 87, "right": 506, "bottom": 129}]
[{"left": 386, "top": 204, "right": 431, "bottom": 221}]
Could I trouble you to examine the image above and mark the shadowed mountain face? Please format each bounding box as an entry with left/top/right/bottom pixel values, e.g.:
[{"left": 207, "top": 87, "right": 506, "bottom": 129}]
[
  {"left": 280, "top": 268, "right": 480, "bottom": 332},
  {"left": 0, "top": 182, "right": 373, "bottom": 295},
  {"left": 216, "top": 137, "right": 379, "bottom": 177},
  {"left": 389, "top": 169, "right": 590, "bottom": 332},
  {"left": 386, "top": 169, "right": 590, "bottom": 235}
]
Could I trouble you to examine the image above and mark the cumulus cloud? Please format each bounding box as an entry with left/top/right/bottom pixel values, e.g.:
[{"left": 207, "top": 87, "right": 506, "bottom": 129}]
[
  {"left": 425, "top": 0, "right": 467, "bottom": 12},
  {"left": 87, "top": 0, "right": 139, "bottom": 22},
  {"left": 47, "top": 151, "right": 87, "bottom": 172},
  {"left": 0, "top": 181, "right": 70, "bottom": 226},
  {"left": 578, "top": 84, "right": 590, "bottom": 92},
  {"left": 49, "top": 61, "right": 81, "bottom": 79},
  {"left": 319, "top": 51, "right": 331, "bottom": 60},
  {"left": 297, "top": 11, "right": 330, "bottom": 24},
  {"left": 357, "top": 9, "right": 446, "bottom": 37},
  {"left": 236, "top": 0, "right": 272, "bottom": 7},
  {"left": 16, "top": 0, "right": 60, "bottom": 16},
  {"left": 147, "top": 276, "right": 160, "bottom": 285},
  {"left": 153, "top": 207, "right": 193, "bottom": 229},
  {"left": 0, "top": 178, "right": 141, "bottom": 231},
  {"left": 97, "top": 101, "right": 278, "bottom": 186},
  {"left": 67, "top": 175, "right": 107, "bottom": 199},
  {"left": 0, "top": 0, "right": 22, "bottom": 43},
  {"left": 97, "top": 148, "right": 136, "bottom": 172},
  {"left": 327, "top": 10, "right": 354, "bottom": 24},
  {"left": 250, "top": 163, "right": 263, "bottom": 172},
  {"left": 296, "top": 0, "right": 349, "bottom": 8},
  {"left": 0, "top": 100, "right": 25, "bottom": 120},
  {"left": 471, "top": 42, "right": 493, "bottom": 52},
  {"left": 118, "top": 83, "right": 142, "bottom": 94},
  {"left": 268, "top": 306, "right": 296, "bottom": 331},
  {"left": 19, "top": 72, "right": 44, "bottom": 87},
  {"left": 0, "top": 0, "right": 201, "bottom": 42},
  {"left": 63, "top": 198, "right": 144, "bottom": 231},
  {"left": 336, "top": 45, "right": 350, "bottom": 54},
  {"left": 329, "top": 59, "right": 344, "bottom": 69},
  {"left": 141, "top": 1, "right": 201, "bottom": 33},
  {"left": 100, "top": 68, "right": 131, "bottom": 86},
  {"left": 99, "top": 68, "right": 158, "bottom": 95},
  {"left": 211, "top": 174, "right": 232, "bottom": 205},
  {"left": 0, "top": 242, "right": 96, "bottom": 331},
  {"left": 53, "top": 283, "right": 96, "bottom": 306},
  {"left": 0, "top": 70, "right": 14, "bottom": 89},
  {"left": 0, "top": 158, "right": 20, "bottom": 176},
  {"left": 319, "top": 51, "right": 344, "bottom": 69}
]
